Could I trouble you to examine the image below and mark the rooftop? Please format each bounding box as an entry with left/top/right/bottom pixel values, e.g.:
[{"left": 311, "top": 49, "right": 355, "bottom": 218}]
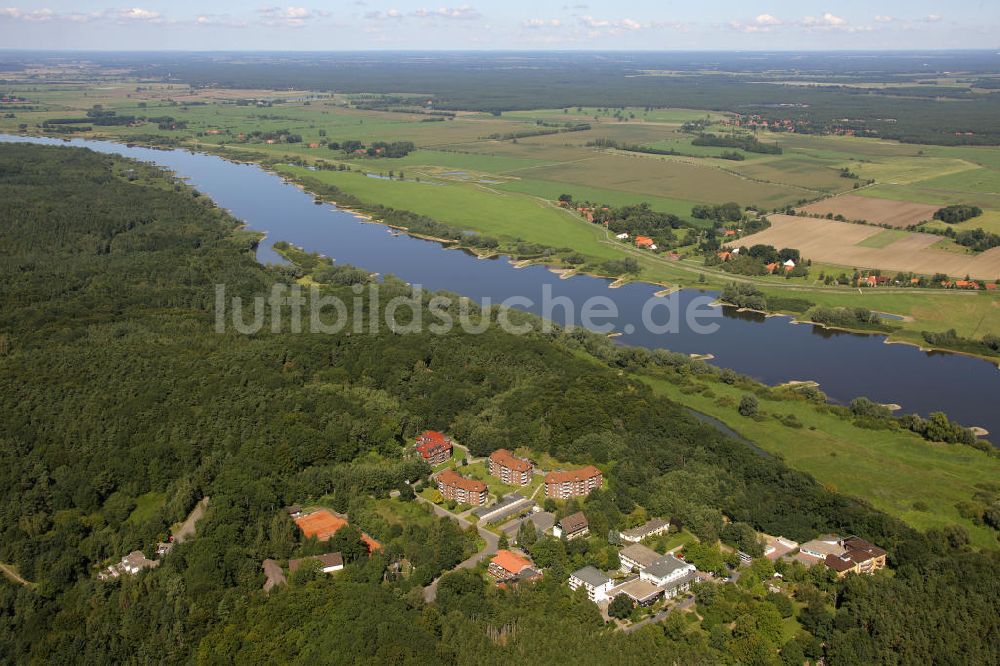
[
  {"left": 544, "top": 466, "right": 601, "bottom": 485},
  {"left": 571, "top": 565, "right": 611, "bottom": 588},
  {"left": 558, "top": 511, "right": 589, "bottom": 534},
  {"left": 489, "top": 448, "right": 532, "bottom": 472},
  {"left": 289, "top": 551, "right": 344, "bottom": 573},
  {"left": 619, "top": 543, "right": 663, "bottom": 569},
  {"left": 492, "top": 549, "right": 534, "bottom": 575},
  {"left": 438, "top": 468, "right": 487, "bottom": 494},
  {"left": 620, "top": 518, "right": 669, "bottom": 540},
  {"left": 610, "top": 577, "right": 662, "bottom": 602},
  {"left": 644, "top": 554, "right": 691, "bottom": 580}
]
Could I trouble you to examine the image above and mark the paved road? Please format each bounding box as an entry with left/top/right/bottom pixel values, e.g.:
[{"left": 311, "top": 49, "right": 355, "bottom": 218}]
[
  {"left": 623, "top": 596, "right": 695, "bottom": 633},
  {"left": 418, "top": 495, "right": 499, "bottom": 602}
]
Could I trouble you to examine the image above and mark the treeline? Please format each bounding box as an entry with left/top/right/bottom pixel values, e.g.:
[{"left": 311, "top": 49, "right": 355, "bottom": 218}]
[
  {"left": 933, "top": 204, "right": 982, "bottom": 224},
  {"left": 487, "top": 123, "right": 590, "bottom": 141},
  {"left": 692, "top": 133, "right": 783, "bottom": 154},
  {"left": 329, "top": 140, "right": 416, "bottom": 158},
  {"left": 922, "top": 328, "right": 1000, "bottom": 360},
  {"left": 810, "top": 306, "right": 894, "bottom": 333}
]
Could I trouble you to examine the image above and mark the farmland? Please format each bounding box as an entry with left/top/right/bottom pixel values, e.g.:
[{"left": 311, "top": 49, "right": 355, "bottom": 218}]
[
  {"left": 1, "top": 78, "right": 998, "bottom": 339},
  {"left": 735, "top": 215, "right": 1000, "bottom": 280},
  {"left": 799, "top": 195, "right": 941, "bottom": 228}
]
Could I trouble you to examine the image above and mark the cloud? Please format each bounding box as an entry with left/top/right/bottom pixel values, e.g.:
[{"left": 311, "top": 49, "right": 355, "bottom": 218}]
[
  {"left": 874, "top": 15, "right": 894, "bottom": 23},
  {"left": 195, "top": 13, "right": 249, "bottom": 28},
  {"left": 1, "top": 6, "right": 165, "bottom": 23},
  {"left": 364, "top": 8, "right": 403, "bottom": 20},
  {"left": 257, "top": 6, "right": 325, "bottom": 27},
  {"left": 522, "top": 18, "right": 561, "bottom": 29},
  {"left": 117, "top": 7, "right": 160, "bottom": 21},
  {"left": 728, "top": 13, "right": 783, "bottom": 33},
  {"left": 923, "top": 14, "right": 943, "bottom": 23},
  {"left": 579, "top": 15, "right": 645, "bottom": 33},
  {"left": 412, "top": 5, "right": 481, "bottom": 20},
  {"left": 755, "top": 14, "right": 781, "bottom": 26}
]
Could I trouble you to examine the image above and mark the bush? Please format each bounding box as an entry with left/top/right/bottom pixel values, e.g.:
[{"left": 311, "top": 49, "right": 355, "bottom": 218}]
[{"left": 738, "top": 394, "right": 759, "bottom": 418}]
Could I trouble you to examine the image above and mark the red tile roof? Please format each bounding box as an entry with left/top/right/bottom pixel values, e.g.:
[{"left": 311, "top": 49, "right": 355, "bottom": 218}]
[
  {"left": 491, "top": 549, "right": 533, "bottom": 575},
  {"left": 635, "top": 236, "right": 655, "bottom": 248},
  {"left": 438, "top": 468, "right": 487, "bottom": 493},
  {"left": 489, "top": 449, "right": 532, "bottom": 473},
  {"left": 544, "top": 466, "right": 601, "bottom": 485}
]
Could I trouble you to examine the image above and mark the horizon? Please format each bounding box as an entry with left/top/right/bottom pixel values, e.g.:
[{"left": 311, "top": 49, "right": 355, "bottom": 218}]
[{"left": 1, "top": 2, "right": 998, "bottom": 51}]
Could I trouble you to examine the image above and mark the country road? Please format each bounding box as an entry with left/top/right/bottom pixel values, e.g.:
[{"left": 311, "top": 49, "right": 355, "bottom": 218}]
[{"left": 417, "top": 495, "right": 499, "bottom": 602}]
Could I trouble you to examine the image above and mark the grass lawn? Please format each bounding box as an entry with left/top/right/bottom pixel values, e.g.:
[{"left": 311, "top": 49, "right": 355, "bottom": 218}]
[
  {"left": 640, "top": 374, "right": 1000, "bottom": 549},
  {"left": 276, "top": 164, "right": 623, "bottom": 260},
  {"left": 373, "top": 497, "right": 438, "bottom": 528},
  {"left": 126, "top": 491, "right": 166, "bottom": 525},
  {"left": 459, "top": 461, "right": 543, "bottom": 500}
]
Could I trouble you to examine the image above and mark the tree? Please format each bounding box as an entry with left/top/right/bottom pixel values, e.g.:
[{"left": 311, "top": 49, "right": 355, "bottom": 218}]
[
  {"left": 498, "top": 533, "right": 509, "bottom": 550},
  {"left": 738, "top": 394, "right": 759, "bottom": 418},
  {"left": 331, "top": 524, "right": 369, "bottom": 563},
  {"left": 517, "top": 519, "right": 538, "bottom": 547},
  {"left": 608, "top": 593, "right": 633, "bottom": 619}
]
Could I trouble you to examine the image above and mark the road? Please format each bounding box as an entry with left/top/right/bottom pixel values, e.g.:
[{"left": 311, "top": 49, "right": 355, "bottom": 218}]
[
  {"left": 417, "top": 494, "right": 499, "bottom": 602},
  {"left": 623, "top": 596, "right": 695, "bottom": 633},
  {"left": 0, "top": 562, "right": 32, "bottom": 587}
]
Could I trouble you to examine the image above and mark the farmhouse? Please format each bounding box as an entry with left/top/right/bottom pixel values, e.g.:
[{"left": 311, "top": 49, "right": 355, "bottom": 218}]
[
  {"left": 568, "top": 566, "right": 613, "bottom": 603},
  {"left": 783, "top": 259, "right": 796, "bottom": 271},
  {"left": 615, "top": 232, "right": 629, "bottom": 240},
  {"left": 414, "top": 430, "right": 453, "bottom": 465},
  {"left": 619, "top": 518, "right": 670, "bottom": 543},
  {"left": 488, "top": 449, "right": 533, "bottom": 486},
  {"left": 437, "top": 468, "right": 488, "bottom": 506},
  {"left": 289, "top": 552, "right": 344, "bottom": 574},
  {"left": 544, "top": 466, "right": 603, "bottom": 499},
  {"left": 553, "top": 511, "right": 589, "bottom": 540},
  {"left": 635, "top": 236, "right": 655, "bottom": 249}
]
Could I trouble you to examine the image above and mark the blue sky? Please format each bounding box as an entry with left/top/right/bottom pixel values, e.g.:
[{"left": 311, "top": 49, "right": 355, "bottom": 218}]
[{"left": 0, "top": 1, "right": 997, "bottom": 50}]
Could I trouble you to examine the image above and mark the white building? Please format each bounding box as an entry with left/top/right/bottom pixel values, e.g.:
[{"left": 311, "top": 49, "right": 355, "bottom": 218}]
[
  {"left": 619, "top": 518, "right": 670, "bottom": 544},
  {"left": 569, "top": 566, "right": 613, "bottom": 603},
  {"left": 639, "top": 554, "right": 696, "bottom": 591}
]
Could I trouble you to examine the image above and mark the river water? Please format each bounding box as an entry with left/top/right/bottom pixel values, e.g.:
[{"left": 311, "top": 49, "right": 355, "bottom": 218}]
[{"left": 5, "top": 134, "right": 998, "bottom": 436}]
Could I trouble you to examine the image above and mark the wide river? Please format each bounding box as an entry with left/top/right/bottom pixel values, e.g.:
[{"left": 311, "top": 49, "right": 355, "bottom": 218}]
[{"left": 5, "top": 134, "right": 999, "bottom": 437}]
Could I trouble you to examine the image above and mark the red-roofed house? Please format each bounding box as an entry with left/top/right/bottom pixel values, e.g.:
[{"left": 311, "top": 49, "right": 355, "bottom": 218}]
[
  {"left": 718, "top": 251, "right": 732, "bottom": 261},
  {"left": 488, "top": 549, "right": 537, "bottom": 582},
  {"left": 437, "top": 468, "right": 488, "bottom": 506},
  {"left": 635, "top": 236, "right": 655, "bottom": 249},
  {"left": 415, "top": 431, "right": 453, "bottom": 466},
  {"left": 488, "top": 449, "right": 534, "bottom": 486},
  {"left": 765, "top": 262, "right": 778, "bottom": 274},
  {"left": 544, "top": 466, "right": 603, "bottom": 499}
]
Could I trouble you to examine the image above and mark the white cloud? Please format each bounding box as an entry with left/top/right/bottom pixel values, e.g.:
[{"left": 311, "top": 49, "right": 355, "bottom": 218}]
[
  {"left": 257, "top": 6, "right": 324, "bottom": 27},
  {"left": 924, "top": 14, "right": 943, "bottom": 23},
  {"left": 755, "top": 14, "right": 781, "bottom": 26},
  {"left": 413, "top": 5, "right": 481, "bottom": 20},
  {"left": 522, "top": 18, "right": 560, "bottom": 28},
  {"left": 117, "top": 8, "right": 160, "bottom": 21},
  {"left": 1, "top": 6, "right": 163, "bottom": 23},
  {"left": 364, "top": 8, "right": 403, "bottom": 20},
  {"left": 195, "top": 13, "right": 248, "bottom": 28},
  {"left": 579, "top": 15, "right": 644, "bottom": 32},
  {"left": 874, "top": 15, "right": 893, "bottom": 23}
]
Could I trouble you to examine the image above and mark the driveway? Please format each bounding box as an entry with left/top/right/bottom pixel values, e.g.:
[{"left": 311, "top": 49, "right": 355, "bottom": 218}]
[{"left": 417, "top": 495, "right": 499, "bottom": 602}]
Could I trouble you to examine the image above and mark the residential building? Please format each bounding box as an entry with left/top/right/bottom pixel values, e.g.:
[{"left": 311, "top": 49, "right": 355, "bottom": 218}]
[
  {"left": 619, "top": 518, "right": 670, "bottom": 543},
  {"left": 121, "top": 550, "right": 158, "bottom": 575},
  {"left": 825, "top": 536, "right": 887, "bottom": 577},
  {"left": 414, "top": 430, "right": 453, "bottom": 465},
  {"left": 635, "top": 236, "right": 655, "bottom": 249},
  {"left": 488, "top": 449, "right": 533, "bottom": 486},
  {"left": 640, "top": 554, "right": 696, "bottom": 593},
  {"left": 762, "top": 535, "right": 799, "bottom": 561},
  {"left": 608, "top": 577, "right": 664, "bottom": 607},
  {"left": 289, "top": 552, "right": 344, "bottom": 574},
  {"left": 569, "top": 566, "right": 613, "bottom": 603},
  {"left": 437, "top": 468, "right": 488, "bottom": 506},
  {"left": 619, "top": 543, "right": 662, "bottom": 573},
  {"left": 489, "top": 549, "right": 536, "bottom": 582},
  {"left": 798, "top": 535, "right": 846, "bottom": 562},
  {"left": 544, "top": 466, "right": 603, "bottom": 499},
  {"left": 553, "top": 511, "right": 590, "bottom": 540}
]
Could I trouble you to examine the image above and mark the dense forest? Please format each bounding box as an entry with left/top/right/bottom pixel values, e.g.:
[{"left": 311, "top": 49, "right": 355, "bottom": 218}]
[{"left": 0, "top": 144, "right": 997, "bottom": 664}]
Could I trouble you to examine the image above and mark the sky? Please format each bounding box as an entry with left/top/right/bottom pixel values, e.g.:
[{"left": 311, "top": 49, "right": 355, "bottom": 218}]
[{"left": 0, "top": 1, "right": 998, "bottom": 51}]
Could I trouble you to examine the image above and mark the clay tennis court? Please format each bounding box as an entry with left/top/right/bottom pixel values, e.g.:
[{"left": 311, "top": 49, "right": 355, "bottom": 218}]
[
  {"left": 294, "top": 510, "right": 347, "bottom": 540},
  {"left": 733, "top": 215, "right": 1000, "bottom": 279},
  {"left": 799, "top": 195, "right": 940, "bottom": 228}
]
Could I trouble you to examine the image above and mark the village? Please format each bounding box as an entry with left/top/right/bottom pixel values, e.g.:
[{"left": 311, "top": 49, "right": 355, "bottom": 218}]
[{"left": 246, "top": 430, "right": 889, "bottom": 631}]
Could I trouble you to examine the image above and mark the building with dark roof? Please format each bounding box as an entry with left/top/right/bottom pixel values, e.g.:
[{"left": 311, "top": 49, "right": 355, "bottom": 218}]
[
  {"left": 569, "top": 566, "right": 612, "bottom": 603},
  {"left": 553, "top": 511, "right": 590, "bottom": 540},
  {"left": 289, "top": 552, "right": 344, "bottom": 574},
  {"left": 619, "top": 518, "right": 670, "bottom": 543}
]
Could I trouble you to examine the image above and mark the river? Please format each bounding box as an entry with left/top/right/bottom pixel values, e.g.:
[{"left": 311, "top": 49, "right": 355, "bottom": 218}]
[{"left": 4, "top": 134, "right": 998, "bottom": 437}]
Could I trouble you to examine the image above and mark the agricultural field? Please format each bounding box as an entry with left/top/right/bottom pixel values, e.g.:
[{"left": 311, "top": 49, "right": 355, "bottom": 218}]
[
  {"left": 798, "top": 195, "right": 940, "bottom": 228},
  {"left": 735, "top": 214, "right": 1000, "bottom": 279}
]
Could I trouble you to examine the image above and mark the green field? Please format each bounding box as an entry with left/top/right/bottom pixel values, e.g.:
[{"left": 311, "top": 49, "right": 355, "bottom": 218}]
[
  {"left": 857, "top": 229, "right": 910, "bottom": 248},
  {"left": 641, "top": 375, "right": 1000, "bottom": 549}
]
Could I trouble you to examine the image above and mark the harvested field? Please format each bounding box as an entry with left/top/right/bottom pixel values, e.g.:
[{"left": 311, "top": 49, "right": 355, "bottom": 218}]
[
  {"left": 799, "top": 194, "right": 940, "bottom": 228},
  {"left": 733, "top": 215, "right": 1000, "bottom": 279}
]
